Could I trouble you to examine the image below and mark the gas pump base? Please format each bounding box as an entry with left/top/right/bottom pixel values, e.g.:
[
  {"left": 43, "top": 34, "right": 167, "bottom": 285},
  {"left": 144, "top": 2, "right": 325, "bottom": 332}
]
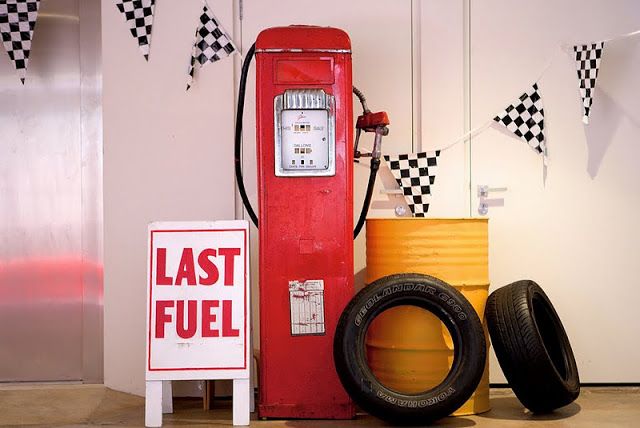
[
  {"left": 258, "top": 404, "right": 355, "bottom": 420},
  {"left": 254, "top": 26, "right": 356, "bottom": 420}
]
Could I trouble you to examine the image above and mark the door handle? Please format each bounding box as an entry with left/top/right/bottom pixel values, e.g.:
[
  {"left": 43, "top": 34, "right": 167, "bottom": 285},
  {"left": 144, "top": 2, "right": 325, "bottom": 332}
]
[
  {"left": 477, "top": 185, "right": 508, "bottom": 198},
  {"left": 477, "top": 185, "right": 507, "bottom": 215}
]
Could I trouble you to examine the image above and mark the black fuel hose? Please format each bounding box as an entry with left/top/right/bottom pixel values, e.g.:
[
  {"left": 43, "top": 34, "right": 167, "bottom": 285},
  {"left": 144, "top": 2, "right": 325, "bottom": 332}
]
[
  {"left": 353, "top": 158, "right": 380, "bottom": 239},
  {"left": 234, "top": 43, "right": 379, "bottom": 239},
  {"left": 235, "top": 43, "right": 258, "bottom": 228}
]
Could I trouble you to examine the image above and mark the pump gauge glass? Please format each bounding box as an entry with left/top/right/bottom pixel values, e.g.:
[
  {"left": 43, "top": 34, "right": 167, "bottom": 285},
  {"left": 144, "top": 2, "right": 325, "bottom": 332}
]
[
  {"left": 281, "top": 109, "right": 329, "bottom": 171},
  {"left": 274, "top": 89, "right": 336, "bottom": 177}
]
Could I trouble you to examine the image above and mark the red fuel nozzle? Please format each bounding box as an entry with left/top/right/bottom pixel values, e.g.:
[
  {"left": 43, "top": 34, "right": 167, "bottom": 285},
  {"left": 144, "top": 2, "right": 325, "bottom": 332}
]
[
  {"left": 354, "top": 111, "right": 389, "bottom": 161},
  {"left": 356, "top": 111, "right": 390, "bottom": 132}
]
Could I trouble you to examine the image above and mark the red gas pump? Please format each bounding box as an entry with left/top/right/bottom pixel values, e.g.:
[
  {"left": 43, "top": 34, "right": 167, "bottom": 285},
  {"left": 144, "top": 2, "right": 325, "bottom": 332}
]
[
  {"left": 255, "top": 27, "right": 354, "bottom": 419},
  {"left": 234, "top": 25, "right": 388, "bottom": 420}
]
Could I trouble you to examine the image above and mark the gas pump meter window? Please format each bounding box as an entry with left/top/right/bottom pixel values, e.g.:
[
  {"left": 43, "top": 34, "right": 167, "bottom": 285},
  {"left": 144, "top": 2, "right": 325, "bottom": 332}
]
[{"left": 274, "top": 89, "right": 336, "bottom": 177}]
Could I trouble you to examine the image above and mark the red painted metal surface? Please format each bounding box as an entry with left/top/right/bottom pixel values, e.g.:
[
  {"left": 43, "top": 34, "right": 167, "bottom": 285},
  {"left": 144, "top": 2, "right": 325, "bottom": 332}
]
[
  {"left": 356, "top": 111, "right": 390, "bottom": 130},
  {"left": 255, "top": 26, "right": 355, "bottom": 419}
]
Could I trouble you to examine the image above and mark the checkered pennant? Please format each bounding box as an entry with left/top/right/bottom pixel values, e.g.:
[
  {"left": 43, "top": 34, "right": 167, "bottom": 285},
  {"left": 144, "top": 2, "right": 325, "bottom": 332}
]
[
  {"left": 186, "top": 2, "right": 236, "bottom": 90},
  {"left": 494, "top": 83, "right": 546, "bottom": 157},
  {"left": 115, "top": 0, "right": 155, "bottom": 60},
  {"left": 384, "top": 151, "right": 441, "bottom": 217},
  {"left": 0, "top": 0, "right": 40, "bottom": 84},
  {"left": 574, "top": 42, "right": 605, "bottom": 124}
]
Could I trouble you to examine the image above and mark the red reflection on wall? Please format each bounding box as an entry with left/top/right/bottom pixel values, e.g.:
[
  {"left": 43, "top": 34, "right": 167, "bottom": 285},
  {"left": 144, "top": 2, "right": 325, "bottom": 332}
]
[{"left": 0, "top": 257, "right": 103, "bottom": 304}]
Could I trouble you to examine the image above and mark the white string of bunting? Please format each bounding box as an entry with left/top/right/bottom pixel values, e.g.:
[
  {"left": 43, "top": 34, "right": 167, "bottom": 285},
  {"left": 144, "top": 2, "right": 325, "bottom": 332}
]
[
  {"left": 2, "top": 2, "right": 640, "bottom": 218},
  {"left": 386, "top": 28, "right": 640, "bottom": 217},
  {"left": 0, "top": 0, "right": 239, "bottom": 85},
  {"left": 111, "top": 0, "right": 238, "bottom": 90}
]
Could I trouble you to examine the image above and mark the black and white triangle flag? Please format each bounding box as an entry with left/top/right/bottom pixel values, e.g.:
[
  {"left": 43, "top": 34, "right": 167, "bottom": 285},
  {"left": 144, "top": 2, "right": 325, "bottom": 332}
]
[
  {"left": 186, "top": 2, "right": 236, "bottom": 90},
  {"left": 0, "top": 0, "right": 40, "bottom": 84},
  {"left": 384, "top": 151, "right": 441, "bottom": 217},
  {"left": 573, "top": 42, "right": 604, "bottom": 124},
  {"left": 494, "top": 83, "right": 547, "bottom": 159},
  {"left": 115, "top": 0, "right": 155, "bottom": 60}
]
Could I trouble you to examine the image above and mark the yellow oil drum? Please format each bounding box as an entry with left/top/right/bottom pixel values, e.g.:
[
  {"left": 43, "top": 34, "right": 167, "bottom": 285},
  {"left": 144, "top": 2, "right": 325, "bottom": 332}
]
[{"left": 365, "top": 218, "right": 490, "bottom": 415}]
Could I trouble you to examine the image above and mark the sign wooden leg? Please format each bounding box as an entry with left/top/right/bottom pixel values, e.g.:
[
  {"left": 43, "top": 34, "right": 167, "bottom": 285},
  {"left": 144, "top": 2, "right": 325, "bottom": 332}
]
[
  {"left": 145, "top": 380, "right": 163, "bottom": 427},
  {"left": 249, "top": 368, "right": 255, "bottom": 413},
  {"left": 203, "top": 380, "right": 215, "bottom": 410},
  {"left": 250, "top": 343, "right": 255, "bottom": 413},
  {"left": 161, "top": 380, "right": 173, "bottom": 414},
  {"left": 232, "top": 378, "right": 250, "bottom": 426}
]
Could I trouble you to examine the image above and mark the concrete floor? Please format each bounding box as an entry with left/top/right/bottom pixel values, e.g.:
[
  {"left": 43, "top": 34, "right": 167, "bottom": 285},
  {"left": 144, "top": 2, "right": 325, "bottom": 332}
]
[{"left": 0, "top": 384, "right": 638, "bottom": 427}]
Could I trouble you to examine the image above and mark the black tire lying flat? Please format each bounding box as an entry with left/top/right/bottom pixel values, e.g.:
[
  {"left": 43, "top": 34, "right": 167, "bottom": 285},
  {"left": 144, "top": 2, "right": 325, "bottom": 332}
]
[
  {"left": 334, "top": 273, "right": 486, "bottom": 425},
  {"left": 486, "top": 280, "right": 580, "bottom": 413}
]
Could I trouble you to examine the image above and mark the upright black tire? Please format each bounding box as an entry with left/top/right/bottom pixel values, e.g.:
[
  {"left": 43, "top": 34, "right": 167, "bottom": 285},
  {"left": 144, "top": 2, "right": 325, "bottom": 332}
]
[
  {"left": 486, "top": 280, "right": 580, "bottom": 413},
  {"left": 334, "top": 273, "right": 486, "bottom": 425}
]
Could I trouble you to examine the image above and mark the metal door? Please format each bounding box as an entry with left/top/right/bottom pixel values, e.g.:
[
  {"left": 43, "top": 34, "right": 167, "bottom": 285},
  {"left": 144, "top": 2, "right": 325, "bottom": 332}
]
[{"left": 0, "top": 0, "right": 102, "bottom": 382}]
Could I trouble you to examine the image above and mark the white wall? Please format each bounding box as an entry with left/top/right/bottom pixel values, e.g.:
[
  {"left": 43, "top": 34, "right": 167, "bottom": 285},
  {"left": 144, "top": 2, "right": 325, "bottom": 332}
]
[
  {"left": 470, "top": 0, "right": 640, "bottom": 383},
  {"left": 102, "top": 0, "right": 236, "bottom": 396},
  {"left": 103, "top": 0, "right": 640, "bottom": 396}
]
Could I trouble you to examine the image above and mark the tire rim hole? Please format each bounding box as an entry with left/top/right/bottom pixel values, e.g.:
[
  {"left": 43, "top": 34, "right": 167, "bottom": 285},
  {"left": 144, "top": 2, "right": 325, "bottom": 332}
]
[
  {"left": 532, "top": 294, "right": 569, "bottom": 381},
  {"left": 364, "top": 305, "right": 455, "bottom": 395}
]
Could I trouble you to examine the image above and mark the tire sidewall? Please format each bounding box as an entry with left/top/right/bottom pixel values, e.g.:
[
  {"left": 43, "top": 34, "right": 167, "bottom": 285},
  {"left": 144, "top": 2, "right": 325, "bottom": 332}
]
[{"left": 334, "top": 274, "right": 486, "bottom": 423}]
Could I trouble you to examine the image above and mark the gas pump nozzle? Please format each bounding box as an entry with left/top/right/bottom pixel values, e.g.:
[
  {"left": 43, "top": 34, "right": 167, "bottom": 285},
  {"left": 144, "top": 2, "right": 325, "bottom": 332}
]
[
  {"left": 354, "top": 111, "right": 390, "bottom": 160},
  {"left": 352, "top": 110, "right": 389, "bottom": 239},
  {"left": 372, "top": 124, "right": 389, "bottom": 160}
]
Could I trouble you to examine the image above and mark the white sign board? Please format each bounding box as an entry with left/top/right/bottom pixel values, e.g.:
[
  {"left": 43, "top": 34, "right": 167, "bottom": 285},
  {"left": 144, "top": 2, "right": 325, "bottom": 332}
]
[{"left": 145, "top": 221, "right": 250, "bottom": 427}]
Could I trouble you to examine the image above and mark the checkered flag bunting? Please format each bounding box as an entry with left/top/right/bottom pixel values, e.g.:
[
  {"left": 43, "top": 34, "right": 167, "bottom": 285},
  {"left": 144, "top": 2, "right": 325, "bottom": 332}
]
[
  {"left": 186, "top": 2, "right": 236, "bottom": 90},
  {"left": 494, "top": 83, "right": 546, "bottom": 157},
  {"left": 115, "top": 0, "right": 155, "bottom": 60},
  {"left": 0, "top": 0, "right": 40, "bottom": 84},
  {"left": 574, "top": 42, "right": 605, "bottom": 124},
  {"left": 384, "top": 151, "right": 441, "bottom": 217}
]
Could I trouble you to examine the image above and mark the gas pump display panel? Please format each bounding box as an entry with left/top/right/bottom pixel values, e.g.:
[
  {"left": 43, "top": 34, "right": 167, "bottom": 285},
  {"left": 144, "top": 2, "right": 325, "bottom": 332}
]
[{"left": 274, "top": 89, "right": 336, "bottom": 177}]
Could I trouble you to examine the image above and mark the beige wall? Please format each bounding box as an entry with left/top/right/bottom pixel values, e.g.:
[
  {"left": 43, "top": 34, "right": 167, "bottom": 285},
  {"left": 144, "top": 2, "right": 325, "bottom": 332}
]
[
  {"left": 103, "top": 0, "right": 640, "bottom": 396},
  {"left": 102, "top": 0, "right": 236, "bottom": 396},
  {"left": 470, "top": 0, "right": 640, "bottom": 383}
]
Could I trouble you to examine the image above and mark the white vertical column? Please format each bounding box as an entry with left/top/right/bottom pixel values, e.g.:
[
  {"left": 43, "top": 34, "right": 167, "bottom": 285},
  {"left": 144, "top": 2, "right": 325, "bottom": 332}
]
[
  {"left": 417, "top": 0, "right": 468, "bottom": 217},
  {"left": 411, "top": 0, "right": 422, "bottom": 153},
  {"left": 463, "top": 0, "right": 472, "bottom": 216}
]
